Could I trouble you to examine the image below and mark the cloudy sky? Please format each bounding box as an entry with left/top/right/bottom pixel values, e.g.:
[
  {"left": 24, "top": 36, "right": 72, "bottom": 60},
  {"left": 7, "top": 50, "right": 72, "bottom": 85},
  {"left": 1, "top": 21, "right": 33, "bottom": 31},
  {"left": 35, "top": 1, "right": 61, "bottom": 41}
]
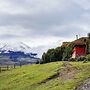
[{"left": 0, "top": 0, "right": 90, "bottom": 57}]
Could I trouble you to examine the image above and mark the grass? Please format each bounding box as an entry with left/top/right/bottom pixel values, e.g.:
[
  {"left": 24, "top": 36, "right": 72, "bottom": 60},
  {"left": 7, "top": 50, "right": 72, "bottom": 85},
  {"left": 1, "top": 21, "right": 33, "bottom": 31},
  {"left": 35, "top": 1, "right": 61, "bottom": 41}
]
[{"left": 0, "top": 61, "right": 90, "bottom": 90}]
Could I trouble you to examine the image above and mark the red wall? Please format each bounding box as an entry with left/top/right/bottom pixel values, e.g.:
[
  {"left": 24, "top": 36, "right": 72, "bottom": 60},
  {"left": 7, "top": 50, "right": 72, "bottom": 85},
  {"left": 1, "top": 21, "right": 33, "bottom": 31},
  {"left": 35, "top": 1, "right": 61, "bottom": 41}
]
[{"left": 73, "top": 46, "right": 86, "bottom": 56}]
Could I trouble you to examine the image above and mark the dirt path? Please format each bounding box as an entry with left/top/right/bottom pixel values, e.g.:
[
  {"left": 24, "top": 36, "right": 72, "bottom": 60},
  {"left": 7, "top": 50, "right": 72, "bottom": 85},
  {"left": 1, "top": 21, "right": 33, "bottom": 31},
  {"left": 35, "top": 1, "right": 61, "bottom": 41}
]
[
  {"left": 75, "top": 78, "right": 90, "bottom": 90},
  {"left": 59, "top": 61, "right": 78, "bottom": 84},
  {"left": 31, "top": 61, "right": 90, "bottom": 90},
  {"left": 34, "top": 61, "right": 79, "bottom": 85}
]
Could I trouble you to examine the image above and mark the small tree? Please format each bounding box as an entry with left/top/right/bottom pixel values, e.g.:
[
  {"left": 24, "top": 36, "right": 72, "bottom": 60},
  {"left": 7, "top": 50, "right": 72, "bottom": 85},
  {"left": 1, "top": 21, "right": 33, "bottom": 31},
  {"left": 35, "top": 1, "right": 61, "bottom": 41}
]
[
  {"left": 87, "top": 33, "right": 90, "bottom": 53},
  {"left": 88, "top": 33, "right": 90, "bottom": 38},
  {"left": 62, "top": 46, "right": 72, "bottom": 61}
]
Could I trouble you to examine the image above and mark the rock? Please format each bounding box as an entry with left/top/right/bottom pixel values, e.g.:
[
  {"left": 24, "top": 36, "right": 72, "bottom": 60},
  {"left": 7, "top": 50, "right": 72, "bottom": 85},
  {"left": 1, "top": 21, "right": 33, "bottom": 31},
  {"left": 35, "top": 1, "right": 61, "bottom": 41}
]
[{"left": 75, "top": 78, "right": 90, "bottom": 90}]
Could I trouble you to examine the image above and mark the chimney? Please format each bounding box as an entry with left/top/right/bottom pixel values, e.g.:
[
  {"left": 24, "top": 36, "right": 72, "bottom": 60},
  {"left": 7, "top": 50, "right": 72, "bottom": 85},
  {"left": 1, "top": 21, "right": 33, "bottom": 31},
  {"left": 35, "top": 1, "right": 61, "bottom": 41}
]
[{"left": 76, "top": 35, "right": 78, "bottom": 40}]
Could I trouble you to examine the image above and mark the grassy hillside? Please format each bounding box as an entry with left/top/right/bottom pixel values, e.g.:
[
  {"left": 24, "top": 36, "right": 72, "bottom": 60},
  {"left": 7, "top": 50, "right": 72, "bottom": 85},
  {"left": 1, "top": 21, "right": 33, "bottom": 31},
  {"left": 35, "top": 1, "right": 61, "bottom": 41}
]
[{"left": 0, "top": 62, "right": 90, "bottom": 90}]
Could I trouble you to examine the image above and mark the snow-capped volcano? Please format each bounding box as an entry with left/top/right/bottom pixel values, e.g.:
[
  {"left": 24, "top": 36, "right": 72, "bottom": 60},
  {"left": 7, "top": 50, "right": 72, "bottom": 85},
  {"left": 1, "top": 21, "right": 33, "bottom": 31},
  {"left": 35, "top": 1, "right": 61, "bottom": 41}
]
[
  {"left": 0, "top": 42, "right": 40, "bottom": 65},
  {"left": 0, "top": 42, "right": 31, "bottom": 53}
]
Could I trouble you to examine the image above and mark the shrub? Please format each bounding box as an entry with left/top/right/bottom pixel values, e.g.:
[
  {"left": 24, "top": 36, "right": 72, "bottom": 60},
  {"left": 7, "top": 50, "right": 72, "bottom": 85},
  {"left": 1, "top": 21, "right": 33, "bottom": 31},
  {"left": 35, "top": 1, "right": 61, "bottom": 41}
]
[
  {"left": 76, "top": 56, "right": 86, "bottom": 61},
  {"left": 86, "top": 54, "right": 90, "bottom": 61},
  {"left": 69, "top": 58, "right": 76, "bottom": 61}
]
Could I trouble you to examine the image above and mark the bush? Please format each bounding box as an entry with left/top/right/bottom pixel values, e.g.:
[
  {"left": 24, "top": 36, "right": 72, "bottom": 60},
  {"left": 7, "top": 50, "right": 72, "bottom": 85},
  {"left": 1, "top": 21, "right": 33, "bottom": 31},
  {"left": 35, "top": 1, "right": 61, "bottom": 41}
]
[
  {"left": 76, "top": 56, "right": 86, "bottom": 61},
  {"left": 83, "top": 60, "right": 88, "bottom": 63},
  {"left": 69, "top": 58, "right": 76, "bottom": 61},
  {"left": 69, "top": 56, "right": 86, "bottom": 61},
  {"left": 86, "top": 55, "right": 90, "bottom": 61}
]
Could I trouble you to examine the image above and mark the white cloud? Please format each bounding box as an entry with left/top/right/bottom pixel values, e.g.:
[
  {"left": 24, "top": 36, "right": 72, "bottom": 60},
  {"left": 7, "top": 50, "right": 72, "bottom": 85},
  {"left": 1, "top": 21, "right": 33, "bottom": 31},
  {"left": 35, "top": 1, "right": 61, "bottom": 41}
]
[
  {"left": 0, "top": 0, "right": 90, "bottom": 57},
  {"left": 0, "top": 0, "right": 29, "bottom": 14},
  {"left": 0, "top": 0, "right": 75, "bottom": 15},
  {"left": 0, "top": 26, "right": 27, "bottom": 37},
  {"left": 73, "top": 0, "right": 90, "bottom": 10}
]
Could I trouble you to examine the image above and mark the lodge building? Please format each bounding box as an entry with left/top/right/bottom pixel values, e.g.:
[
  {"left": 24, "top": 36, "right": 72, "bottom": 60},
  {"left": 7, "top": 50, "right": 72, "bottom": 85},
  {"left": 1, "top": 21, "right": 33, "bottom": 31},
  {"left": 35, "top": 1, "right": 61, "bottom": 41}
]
[{"left": 62, "top": 36, "right": 90, "bottom": 58}]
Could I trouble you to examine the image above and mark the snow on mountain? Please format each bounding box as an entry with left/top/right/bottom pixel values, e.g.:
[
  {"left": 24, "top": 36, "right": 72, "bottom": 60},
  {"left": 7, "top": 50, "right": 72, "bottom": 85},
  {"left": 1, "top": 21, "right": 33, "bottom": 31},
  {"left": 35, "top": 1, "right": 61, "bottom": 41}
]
[
  {"left": 0, "top": 42, "right": 32, "bottom": 53},
  {"left": 0, "top": 42, "right": 40, "bottom": 65}
]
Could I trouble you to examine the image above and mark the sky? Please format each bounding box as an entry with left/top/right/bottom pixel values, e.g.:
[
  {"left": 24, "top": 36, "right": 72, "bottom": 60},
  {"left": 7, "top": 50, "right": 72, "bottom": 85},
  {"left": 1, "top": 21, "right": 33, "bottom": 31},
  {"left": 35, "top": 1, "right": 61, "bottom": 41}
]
[{"left": 0, "top": 0, "right": 90, "bottom": 57}]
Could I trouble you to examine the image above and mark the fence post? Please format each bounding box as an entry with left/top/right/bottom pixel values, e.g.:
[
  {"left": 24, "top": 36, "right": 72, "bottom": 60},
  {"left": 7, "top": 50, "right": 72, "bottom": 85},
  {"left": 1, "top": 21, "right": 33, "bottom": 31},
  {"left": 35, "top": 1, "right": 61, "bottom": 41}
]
[
  {"left": 0, "top": 67, "right": 1, "bottom": 72},
  {"left": 14, "top": 64, "right": 16, "bottom": 69},
  {"left": 7, "top": 65, "right": 9, "bottom": 70}
]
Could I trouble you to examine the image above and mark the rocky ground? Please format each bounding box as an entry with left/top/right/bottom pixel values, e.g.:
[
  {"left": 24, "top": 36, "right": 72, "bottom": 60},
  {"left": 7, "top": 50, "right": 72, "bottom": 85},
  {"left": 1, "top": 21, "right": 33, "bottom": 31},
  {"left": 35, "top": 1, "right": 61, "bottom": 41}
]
[
  {"left": 61, "top": 62, "right": 90, "bottom": 90},
  {"left": 75, "top": 78, "right": 90, "bottom": 90}
]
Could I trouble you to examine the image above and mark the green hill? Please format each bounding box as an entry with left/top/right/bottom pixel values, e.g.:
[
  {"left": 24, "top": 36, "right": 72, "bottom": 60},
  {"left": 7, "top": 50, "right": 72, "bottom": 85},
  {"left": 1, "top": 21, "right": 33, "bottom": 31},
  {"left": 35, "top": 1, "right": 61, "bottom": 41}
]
[{"left": 0, "top": 62, "right": 90, "bottom": 90}]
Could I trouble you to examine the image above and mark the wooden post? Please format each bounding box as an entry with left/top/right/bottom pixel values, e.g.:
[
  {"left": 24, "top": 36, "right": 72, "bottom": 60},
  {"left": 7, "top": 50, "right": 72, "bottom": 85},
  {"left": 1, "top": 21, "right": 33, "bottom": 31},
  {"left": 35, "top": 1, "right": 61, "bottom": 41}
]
[
  {"left": 0, "top": 67, "right": 1, "bottom": 72},
  {"left": 20, "top": 62, "right": 22, "bottom": 67},
  {"left": 7, "top": 65, "right": 9, "bottom": 70},
  {"left": 14, "top": 64, "right": 16, "bottom": 69}
]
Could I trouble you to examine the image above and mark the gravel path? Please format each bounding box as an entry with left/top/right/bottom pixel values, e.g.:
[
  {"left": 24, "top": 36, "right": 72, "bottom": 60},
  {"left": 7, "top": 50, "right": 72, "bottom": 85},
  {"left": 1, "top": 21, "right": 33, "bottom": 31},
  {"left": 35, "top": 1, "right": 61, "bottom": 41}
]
[{"left": 75, "top": 78, "right": 90, "bottom": 90}]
